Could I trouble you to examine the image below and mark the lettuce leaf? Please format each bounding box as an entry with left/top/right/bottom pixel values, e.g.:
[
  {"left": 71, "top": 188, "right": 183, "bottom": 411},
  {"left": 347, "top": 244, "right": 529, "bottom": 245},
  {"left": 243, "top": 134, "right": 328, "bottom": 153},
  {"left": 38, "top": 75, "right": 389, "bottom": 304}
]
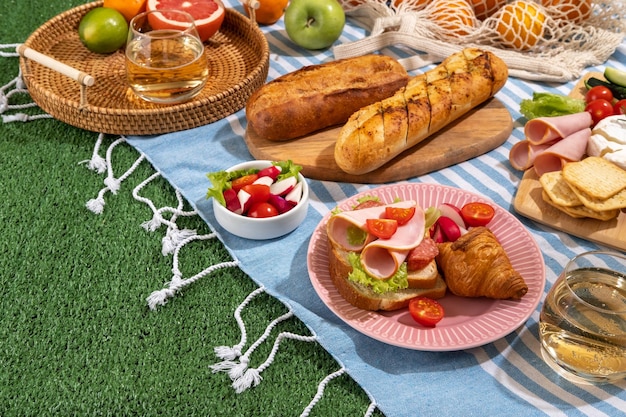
[
  {"left": 347, "top": 252, "right": 408, "bottom": 294},
  {"left": 519, "top": 92, "right": 586, "bottom": 120}
]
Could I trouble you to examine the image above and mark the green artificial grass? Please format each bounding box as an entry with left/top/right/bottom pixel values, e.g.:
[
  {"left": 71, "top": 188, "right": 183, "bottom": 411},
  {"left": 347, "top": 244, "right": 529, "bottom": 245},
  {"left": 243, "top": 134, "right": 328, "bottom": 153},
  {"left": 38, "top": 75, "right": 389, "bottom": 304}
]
[{"left": 0, "top": 1, "right": 384, "bottom": 415}]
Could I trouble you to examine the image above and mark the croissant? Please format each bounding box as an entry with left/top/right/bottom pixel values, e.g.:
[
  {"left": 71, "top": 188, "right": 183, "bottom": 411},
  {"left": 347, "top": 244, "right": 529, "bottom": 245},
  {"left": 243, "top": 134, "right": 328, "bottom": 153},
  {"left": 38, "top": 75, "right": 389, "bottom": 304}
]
[{"left": 436, "top": 227, "right": 528, "bottom": 299}]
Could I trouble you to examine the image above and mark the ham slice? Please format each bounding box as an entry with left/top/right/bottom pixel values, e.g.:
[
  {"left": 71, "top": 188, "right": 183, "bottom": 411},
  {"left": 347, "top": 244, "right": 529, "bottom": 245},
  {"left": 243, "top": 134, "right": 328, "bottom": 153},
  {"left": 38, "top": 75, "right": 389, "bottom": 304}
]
[
  {"left": 533, "top": 128, "right": 591, "bottom": 176},
  {"left": 509, "top": 112, "right": 592, "bottom": 172},
  {"left": 524, "top": 112, "right": 592, "bottom": 145},
  {"left": 360, "top": 204, "right": 425, "bottom": 279},
  {"left": 326, "top": 200, "right": 417, "bottom": 252}
]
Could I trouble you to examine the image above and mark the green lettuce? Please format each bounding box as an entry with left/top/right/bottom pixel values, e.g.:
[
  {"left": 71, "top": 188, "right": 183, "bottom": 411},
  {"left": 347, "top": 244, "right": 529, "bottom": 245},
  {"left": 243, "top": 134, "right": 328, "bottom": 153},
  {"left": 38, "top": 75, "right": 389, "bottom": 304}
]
[
  {"left": 519, "top": 92, "right": 586, "bottom": 120},
  {"left": 347, "top": 252, "right": 408, "bottom": 294}
]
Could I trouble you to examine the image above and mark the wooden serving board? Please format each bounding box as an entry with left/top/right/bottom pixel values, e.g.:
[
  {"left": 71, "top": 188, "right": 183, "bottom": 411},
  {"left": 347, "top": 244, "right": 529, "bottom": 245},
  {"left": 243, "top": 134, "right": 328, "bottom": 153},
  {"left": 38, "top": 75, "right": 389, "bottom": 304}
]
[
  {"left": 513, "top": 72, "right": 626, "bottom": 252},
  {"left": 244, "top": 97, "right": 513, "bottom": 184}
]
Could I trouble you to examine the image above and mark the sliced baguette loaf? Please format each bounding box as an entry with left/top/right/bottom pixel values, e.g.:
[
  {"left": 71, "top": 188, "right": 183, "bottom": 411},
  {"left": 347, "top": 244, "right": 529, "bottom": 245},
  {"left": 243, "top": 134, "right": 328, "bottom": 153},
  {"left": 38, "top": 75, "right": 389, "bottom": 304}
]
[{"left": 328, "top": 243, "right": 447, "bottom": 311}]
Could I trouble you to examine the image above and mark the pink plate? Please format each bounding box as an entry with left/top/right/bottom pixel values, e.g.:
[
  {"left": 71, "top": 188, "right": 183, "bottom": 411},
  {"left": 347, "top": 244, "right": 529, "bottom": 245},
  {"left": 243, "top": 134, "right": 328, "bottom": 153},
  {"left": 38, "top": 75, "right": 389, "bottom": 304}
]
[{"left": 306, "top": 183, "right": 546, "bottom": 351}]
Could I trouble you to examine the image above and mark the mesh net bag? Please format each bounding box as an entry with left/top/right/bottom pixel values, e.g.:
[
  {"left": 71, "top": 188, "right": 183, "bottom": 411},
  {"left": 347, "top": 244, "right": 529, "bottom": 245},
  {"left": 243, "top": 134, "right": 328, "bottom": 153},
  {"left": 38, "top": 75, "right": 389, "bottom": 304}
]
[{"left": 335, "top": 0, "right": 626, "bottom": 81}]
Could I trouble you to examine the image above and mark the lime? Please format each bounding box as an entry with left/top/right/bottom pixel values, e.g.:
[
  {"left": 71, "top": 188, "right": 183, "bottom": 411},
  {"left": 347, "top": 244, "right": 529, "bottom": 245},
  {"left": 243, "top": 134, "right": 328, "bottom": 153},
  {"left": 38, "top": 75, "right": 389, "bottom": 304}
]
[{"left": 78, "top": 7, "right": 129, "bottom": 54}]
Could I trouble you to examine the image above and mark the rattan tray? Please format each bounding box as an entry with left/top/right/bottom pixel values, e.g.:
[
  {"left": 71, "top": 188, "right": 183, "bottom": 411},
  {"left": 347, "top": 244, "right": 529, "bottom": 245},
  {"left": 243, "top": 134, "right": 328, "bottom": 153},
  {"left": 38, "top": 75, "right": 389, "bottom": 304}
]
[{"left": 19, "top": 1, "right": 269, "bottom": 135}]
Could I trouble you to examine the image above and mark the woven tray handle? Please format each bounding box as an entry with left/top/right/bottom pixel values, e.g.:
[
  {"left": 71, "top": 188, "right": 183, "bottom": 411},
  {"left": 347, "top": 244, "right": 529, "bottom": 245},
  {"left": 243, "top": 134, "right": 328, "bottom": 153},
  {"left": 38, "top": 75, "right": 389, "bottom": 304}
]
[
  {"left": 17, "top": 44, "right": 95, "bottom": 87},
  {"left": 240, "top": 0, "right": 260, "bottom": 25}
]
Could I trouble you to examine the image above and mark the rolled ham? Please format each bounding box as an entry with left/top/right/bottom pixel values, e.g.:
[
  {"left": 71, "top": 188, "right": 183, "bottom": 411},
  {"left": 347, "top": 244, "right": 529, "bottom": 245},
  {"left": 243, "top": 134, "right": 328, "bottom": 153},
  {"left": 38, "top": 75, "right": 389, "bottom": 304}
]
[{"left": 509, "top": 112, "right": 592, "bottom": 173}]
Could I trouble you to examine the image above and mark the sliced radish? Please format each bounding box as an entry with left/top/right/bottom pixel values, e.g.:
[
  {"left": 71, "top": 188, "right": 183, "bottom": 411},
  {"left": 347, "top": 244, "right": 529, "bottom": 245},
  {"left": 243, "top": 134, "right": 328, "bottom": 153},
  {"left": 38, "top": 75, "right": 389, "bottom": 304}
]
[
  {"left": 268, "top": 194, "right": 294, "bottom": 214},
  {"left": 270, "top": 176, "right": 297, "bottom": 196},
  {"left": 438, "top": 203, "right": 466, "bottom": 229},
  {"left": 284, "top": 181, "right": 303, "bottom": 204},
  {"left": 223, "top": 188, "right": 242, "bottom": 214},
  {"left": 257, "top": 165, "right": 281, "bottom": 180},
  {"left": 431, "top": 224, "right": 444, "bottom": 243},
  {"left": 253, "top": 176, "right": 274, "bottom": 187},
  {"left": 437, "top": 216, "right": 461, "bottom": 242},
  {"left": 237, "top": 189, "right": 252, "bottom": 213}
]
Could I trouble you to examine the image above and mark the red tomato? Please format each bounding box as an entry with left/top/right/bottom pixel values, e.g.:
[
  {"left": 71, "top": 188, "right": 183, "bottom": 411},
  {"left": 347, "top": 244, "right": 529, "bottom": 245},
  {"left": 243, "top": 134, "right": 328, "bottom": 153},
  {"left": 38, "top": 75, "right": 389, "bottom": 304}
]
[
  {"left": 460, "top": 202, "right": 495, "bottom": 227},
  {"left": 585, "top": 85, "right": 614, "bottom": 103},
  {"left": 614, "top": 99, "right": 626, "bottom": 115},
  {"left": 586, "top": 99, "right": 614, "bottom": 126},
  {"left": 231, "top": 174, "right": 258, "bottom": 192},
  {"left": 241, "top": 184, "right": 270, "bottom": 206},
  {"left": 385, "top": 206, "right": 416, "bottom": 225},
  {"left": 366, "top": 218, "right": 398, "bottom": 239},
  {"left": 408, "top": 297, "right": 444, "bottom": 327},
  {"left": 247, "top": 202, "right": 279, "bottom": 218}
]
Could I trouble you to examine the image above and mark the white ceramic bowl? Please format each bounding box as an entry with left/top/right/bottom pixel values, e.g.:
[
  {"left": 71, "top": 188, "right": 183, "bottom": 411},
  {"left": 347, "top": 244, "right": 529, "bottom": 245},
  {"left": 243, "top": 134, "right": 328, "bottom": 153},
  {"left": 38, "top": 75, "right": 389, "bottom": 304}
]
[{"left": 212, "top": 160, "right": 310, "bottom": 240}]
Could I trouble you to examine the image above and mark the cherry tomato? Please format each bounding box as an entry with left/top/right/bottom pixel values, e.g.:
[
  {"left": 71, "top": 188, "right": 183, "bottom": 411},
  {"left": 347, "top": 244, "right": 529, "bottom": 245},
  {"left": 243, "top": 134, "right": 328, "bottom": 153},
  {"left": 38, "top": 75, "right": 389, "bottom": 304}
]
[
  {"left": 247, "top": 202, "right": 279, "bottom": 218},
  {"left": 585, "top": 99, "right": 614, "bottom": 126},
  {"left": 585, "top": 85, "right": 614, "bottom": 103},
  {"left": 614, "top": 99, "right": 626, "bottom": 115},
  {"left": 231, "top": 174, "right": 258, "bottom": 192},
  {"left": 385, "top": 206, "right": 416, "bottom": 225},
  {"left": 460, "top": 202, "right": 495, "bottom": 227},
  {"left": 408, "top": 297, "right": 444, "bottom": 327},
  {"left": 241, "top": 184, "right": 270, "bottom": 207},
  {"left": 366, "top": 218, "right": 398, "bottom": 239}
]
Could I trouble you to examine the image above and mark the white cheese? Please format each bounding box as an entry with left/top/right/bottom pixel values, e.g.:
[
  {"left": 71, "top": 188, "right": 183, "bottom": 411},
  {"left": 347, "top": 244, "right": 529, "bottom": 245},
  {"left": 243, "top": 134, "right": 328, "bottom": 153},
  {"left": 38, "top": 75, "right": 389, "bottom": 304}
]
[{"left": 587, "top": 115, "right": 626, "bottom": 170}]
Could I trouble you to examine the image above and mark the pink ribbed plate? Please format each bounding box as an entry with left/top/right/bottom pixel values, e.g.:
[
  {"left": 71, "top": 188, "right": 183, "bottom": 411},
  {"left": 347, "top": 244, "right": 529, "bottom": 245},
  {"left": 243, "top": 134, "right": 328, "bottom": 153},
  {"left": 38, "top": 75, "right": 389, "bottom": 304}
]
[{"left": 307, "top": 183, "right": 545, "bottom": 351}]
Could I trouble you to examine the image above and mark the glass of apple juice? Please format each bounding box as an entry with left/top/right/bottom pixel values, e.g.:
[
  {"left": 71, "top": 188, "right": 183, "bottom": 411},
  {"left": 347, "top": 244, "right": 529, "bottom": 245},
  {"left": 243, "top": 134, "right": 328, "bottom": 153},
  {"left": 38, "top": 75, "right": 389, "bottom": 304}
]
[
  {"left": 125, "top": 9, "right": 208, "bottom": 104},
  {"left": 539, "top": 250, "right": 626, "bottom": 384}
]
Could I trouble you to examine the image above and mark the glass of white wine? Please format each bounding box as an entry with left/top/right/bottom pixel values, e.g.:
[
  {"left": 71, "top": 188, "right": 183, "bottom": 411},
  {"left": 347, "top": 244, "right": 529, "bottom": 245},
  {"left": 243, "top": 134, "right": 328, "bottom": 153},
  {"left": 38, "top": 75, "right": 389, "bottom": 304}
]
[
  {"left": 539, "top": 250, "right": 626, "bottom": 385},
  {"left": 125, "top": 10, "right": 208, "bottom": 104}
]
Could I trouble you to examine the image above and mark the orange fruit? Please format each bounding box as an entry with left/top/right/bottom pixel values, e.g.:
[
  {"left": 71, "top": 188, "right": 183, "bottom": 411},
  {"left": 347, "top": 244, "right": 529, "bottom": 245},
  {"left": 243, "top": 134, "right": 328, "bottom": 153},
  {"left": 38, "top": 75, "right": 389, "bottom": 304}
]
[
  {"left": 541, "top": 0, "right": 592, "bottom": 24},
  {"left": 146, "top": 0, "right": 225, "bottom": 42},
  {"left": 103, "top": 0, "right": 147, "bottom": 22},
  {"left": 245, "top": 0, "right": 289, "bottom": 25},
  {"left": 393, "top": 0, "right": 431, "bottom": 10},
  {"left": 429, "top": 0, "right": 476, "bottom": 37},
  {"left": 469, "top": 0, "right": 506, "bottom": 20},
  {"left": 78, "top": 7, "right": 129, "bottom": 54},
  {"left": 495, "top": 0, "right": 546, "bottom": 51}
]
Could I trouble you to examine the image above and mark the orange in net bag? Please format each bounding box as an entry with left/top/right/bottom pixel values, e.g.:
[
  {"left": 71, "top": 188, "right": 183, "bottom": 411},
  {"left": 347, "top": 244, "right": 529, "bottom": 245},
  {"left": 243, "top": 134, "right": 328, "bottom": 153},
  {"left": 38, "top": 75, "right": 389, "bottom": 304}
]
[
  {"left": 541, "top": 0, "right": 592, "bottom": 24},
  {"left": 495, "top": 0, "right": 547, "bottom": 51},
  {"left": 427, "top": 0, "right": 477, "bottom": 37},
  {"left": 469, "top": 0, "right": 506, "bottom": 21}
]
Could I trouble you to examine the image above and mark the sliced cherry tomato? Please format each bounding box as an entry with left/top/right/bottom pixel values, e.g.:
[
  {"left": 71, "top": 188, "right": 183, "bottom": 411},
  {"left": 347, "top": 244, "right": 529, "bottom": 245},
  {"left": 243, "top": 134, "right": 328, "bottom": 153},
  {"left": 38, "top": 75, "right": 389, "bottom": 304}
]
[
  {"left": 366, "top": 218, "right": 398, "bottom": 239},
  {"left": 585, "top": 85, "right": 614, "bottom": 103},
  {"left": 385, "top": 206, "right": 416, "bottom": 225},
  {"left": 231, "top": 174, "right": 259, "bottom": 192},
  {"left": 247, "top": 202, "right": 279, "bottom": 218},
  {"left": 614, "top": 99, "right": 626, "bottom": 115},
  {"left": 408, "top": 297, "right": 444, "bottom": 327},
  {"left": 240, "top": 184, "right": 270, "bottom": 207},
  {"left": 586, "top": 99, "right": 614, "bottom": 126},
  {"left": 460, "top": 202, "right": 495, "bottom": 227}
]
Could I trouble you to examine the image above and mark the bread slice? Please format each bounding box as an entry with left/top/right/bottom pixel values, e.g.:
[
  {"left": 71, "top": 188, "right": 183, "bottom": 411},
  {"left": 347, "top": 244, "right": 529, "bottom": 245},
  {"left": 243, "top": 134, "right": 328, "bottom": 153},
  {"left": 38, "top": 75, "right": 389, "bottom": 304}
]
[{"left": 328, "top": 244, "right": 447, "bottom": 311}]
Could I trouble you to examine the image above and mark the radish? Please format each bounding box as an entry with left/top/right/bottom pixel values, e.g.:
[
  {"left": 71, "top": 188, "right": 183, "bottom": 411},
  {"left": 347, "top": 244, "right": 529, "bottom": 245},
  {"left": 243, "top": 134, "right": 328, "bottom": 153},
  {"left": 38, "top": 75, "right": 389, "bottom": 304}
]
[
  {"left": 270, "top": 176, "right": 297, "bottom": 196},
  {"left": 438, "top": 203, "right": 466, "bottom": 229},
  {"left": 223, "top": 188, "right": 242, "bottom": 214},
  {"left": 436, "top": 216, "right": 461, "bottom": 242},
  {"left": 237, "top": 189, "right": 252, "bottom": 213},
  {"left": 431, "top": 224, "right": 445, "bottom": 243},
  {"left": 285, "top": 182, "right": 303, "bottom": 204},
  {"left": 257, "top": 165, "right": 281, "bottom": 180},
  {"left": 253, "top": 176, "right": 274, "bottom": 187},
  {"left": 268, "top": 194, "right": 294, "bottom": 214}
]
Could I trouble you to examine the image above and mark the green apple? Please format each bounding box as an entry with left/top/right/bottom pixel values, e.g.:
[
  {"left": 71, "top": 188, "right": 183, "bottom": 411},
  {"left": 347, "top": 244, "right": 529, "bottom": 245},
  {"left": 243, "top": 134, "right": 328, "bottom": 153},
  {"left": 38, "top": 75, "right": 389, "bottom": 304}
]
[{"left": 284, "top": 0, "right": 346, "bottom": 50}]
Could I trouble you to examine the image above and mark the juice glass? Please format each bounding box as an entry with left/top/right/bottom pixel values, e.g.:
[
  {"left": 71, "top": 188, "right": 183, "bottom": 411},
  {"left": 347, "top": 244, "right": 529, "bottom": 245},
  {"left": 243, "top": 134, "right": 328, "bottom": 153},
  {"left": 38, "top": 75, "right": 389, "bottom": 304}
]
[
  {"left": 539, "top": 250, "right": 626, "bottom": 384},
  {"left": 125, "top": 10, "right": 208, "bottom": 104}
]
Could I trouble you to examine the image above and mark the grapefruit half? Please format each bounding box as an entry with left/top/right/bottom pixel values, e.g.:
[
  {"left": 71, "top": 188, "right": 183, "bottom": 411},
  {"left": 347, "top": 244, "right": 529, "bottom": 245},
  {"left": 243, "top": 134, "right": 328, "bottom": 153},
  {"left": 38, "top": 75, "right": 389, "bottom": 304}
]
[{"left": 146, "top": 0, "right": 225, "bottom": 42}]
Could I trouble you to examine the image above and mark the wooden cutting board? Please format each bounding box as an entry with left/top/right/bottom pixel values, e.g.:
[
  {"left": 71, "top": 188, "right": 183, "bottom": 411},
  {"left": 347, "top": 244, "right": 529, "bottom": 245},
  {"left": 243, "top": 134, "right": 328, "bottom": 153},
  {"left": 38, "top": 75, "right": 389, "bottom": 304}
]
[
  {"left": 513, "top": 72, "right": 626, "bottom": 252},
  {"left": 244, "top": 97, "right": 513, "bottom": 183}
]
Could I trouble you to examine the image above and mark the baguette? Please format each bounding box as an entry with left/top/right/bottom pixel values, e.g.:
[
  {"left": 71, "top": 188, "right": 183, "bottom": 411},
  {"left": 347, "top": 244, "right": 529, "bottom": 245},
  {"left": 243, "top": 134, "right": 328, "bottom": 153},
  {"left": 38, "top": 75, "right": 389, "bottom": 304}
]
[
  {"left": 328, "top": 243, "right": 447, "bottom": 312},
  {"left": 334, "top": 48, "right": 509, "bottom": 175},
  {"left": 245, "top": 55, "right": 409, "bottom": 141}
]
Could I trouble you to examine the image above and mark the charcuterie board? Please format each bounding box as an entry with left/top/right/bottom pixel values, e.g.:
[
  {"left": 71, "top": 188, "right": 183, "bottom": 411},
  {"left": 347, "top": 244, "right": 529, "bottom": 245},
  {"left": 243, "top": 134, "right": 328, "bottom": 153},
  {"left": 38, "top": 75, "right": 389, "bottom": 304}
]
[
  {"left": 513, "top": 72, "right": 626, "bottom": 252},
  {"left": 244, "top": 97, "right": 513, "bottom": 184}
]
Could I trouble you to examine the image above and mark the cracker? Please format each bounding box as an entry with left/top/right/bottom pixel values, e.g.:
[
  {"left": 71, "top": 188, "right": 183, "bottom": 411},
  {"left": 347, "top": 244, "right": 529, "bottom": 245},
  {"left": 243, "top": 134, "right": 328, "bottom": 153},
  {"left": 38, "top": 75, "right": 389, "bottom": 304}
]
[
  {"left": 569, "top": 182, "right": 626, "bottom": 211},
  {"left": 542, "top": 191, "right": 620, "bottom": 221},
  {"left": 562, "top": 157, "right": 626, "bottom": 199},
  {"left": 539, "top": 171, "right": 581, "bottom": 207}
]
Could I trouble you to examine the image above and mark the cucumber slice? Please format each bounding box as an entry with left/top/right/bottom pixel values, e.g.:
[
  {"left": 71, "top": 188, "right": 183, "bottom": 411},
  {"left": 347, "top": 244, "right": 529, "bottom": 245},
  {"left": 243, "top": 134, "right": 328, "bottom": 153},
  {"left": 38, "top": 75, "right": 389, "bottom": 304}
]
[{"left": 604, "top": 67, "right": 626, "bottom": 88}]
